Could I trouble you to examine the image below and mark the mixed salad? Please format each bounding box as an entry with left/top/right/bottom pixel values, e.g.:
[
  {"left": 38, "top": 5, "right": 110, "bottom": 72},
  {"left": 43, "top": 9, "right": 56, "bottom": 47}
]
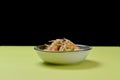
[{"left": 43, "top": 38, "right": 80, "bottom": 51}]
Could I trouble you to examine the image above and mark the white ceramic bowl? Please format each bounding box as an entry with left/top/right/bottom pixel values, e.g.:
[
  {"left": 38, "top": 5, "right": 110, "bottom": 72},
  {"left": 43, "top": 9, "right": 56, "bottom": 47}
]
[{"left": 34, "top": 44, "right": 92, "bottom": 64}]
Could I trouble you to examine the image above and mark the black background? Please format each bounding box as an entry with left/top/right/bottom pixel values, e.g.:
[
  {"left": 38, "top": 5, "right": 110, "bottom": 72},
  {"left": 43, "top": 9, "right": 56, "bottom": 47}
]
[
  {"left": 0, "top": 5, "right": 119, "bottom": 46},
  {"left": 0, "top": 25, "right": 119, "bottom": 46}
]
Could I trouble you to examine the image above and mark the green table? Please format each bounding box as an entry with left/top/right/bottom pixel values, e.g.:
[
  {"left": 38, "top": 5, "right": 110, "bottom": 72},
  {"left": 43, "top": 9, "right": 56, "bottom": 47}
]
[{"left": 0, "top": 46, "right": 120, "bottom": 80}]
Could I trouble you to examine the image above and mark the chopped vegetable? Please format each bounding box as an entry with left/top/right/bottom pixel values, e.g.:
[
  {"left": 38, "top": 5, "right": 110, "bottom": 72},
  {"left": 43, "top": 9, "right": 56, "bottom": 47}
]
[{"left": 43, "top": 38, "right": 80, "bottom": 51}]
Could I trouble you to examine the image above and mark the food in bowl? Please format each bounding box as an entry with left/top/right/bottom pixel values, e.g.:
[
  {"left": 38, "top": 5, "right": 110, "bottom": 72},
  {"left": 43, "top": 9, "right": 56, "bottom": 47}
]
[
  {"left": 43, "top": 38, "right": 80, "bottom": 51},
  {"left": 34, "top": 38, "right": 92, "bottom": 64}
]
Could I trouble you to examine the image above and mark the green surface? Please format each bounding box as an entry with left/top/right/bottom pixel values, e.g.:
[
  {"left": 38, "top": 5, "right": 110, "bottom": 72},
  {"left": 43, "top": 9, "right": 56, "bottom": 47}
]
[{"left": 0, "top": 46, "right": 120, "bottom": 80}]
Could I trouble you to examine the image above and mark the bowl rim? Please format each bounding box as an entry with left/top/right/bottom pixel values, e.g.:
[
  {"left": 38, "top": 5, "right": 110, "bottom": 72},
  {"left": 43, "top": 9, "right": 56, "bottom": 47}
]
[{"left": 34, "top": 44, "right": 92, "bottom": 53}]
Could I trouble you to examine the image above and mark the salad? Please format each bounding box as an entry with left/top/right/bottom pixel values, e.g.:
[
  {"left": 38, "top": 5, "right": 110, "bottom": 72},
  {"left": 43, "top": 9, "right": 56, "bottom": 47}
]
[{"left": 43, "top": 38, "right": 80, "bottom": 51}]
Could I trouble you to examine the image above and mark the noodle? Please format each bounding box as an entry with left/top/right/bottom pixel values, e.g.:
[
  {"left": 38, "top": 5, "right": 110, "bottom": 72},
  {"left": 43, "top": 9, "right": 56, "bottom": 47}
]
[{"left": 43, "top": 38, "right": 80, "bottom": 51}]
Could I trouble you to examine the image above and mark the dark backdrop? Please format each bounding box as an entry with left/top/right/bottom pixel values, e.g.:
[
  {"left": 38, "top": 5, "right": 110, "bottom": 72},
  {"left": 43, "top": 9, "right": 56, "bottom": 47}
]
[
  {"left": 0, "top": 27, "right": 119, "bottom": 46},
  {"left": 1, "top": 6, "right": 119, "bottom": 46}
]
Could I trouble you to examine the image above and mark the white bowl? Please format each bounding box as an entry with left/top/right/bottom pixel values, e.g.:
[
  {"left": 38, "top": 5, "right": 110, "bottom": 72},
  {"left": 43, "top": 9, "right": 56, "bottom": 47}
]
[{"left": 34, "top": 44, "right": 92, "bottom": 64}]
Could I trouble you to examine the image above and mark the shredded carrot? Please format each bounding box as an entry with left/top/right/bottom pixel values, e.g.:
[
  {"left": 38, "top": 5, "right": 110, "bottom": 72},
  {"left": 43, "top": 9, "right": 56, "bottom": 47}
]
[{"left": 43, "top": 38, "right": 80, "bottom": 51}]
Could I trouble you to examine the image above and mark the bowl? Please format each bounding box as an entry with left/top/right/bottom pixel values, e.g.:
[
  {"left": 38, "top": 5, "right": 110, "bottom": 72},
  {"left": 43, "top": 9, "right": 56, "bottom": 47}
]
[{"left": 34, "top": 44, "right": 92, "bottom": 64}]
